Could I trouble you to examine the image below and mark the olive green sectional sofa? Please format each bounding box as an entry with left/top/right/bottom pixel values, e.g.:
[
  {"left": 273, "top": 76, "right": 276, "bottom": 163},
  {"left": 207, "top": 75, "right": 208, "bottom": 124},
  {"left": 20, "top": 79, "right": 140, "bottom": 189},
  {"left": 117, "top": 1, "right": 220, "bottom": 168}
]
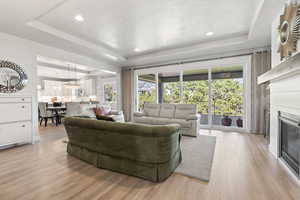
[{"left": 64, "top": 117, "right": 182, "bottom": 182}]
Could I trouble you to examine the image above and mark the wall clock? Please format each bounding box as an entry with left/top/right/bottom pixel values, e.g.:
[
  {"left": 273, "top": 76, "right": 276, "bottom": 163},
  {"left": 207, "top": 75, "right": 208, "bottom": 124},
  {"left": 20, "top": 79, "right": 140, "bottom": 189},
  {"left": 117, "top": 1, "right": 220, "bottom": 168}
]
[
  {"left": 278, "top": 2, "right": 300, "bottom": 61},
  {"left": 0, "top": 60, "right": 28, "bottom": 93}
]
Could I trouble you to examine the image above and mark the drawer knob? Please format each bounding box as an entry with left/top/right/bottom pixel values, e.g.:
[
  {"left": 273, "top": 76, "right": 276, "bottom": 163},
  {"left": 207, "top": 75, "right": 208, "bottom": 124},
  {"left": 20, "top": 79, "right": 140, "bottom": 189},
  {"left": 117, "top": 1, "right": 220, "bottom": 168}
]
[
  {"left": 22, "top": 125, "right": 26, "bottom": 127},
  {"left": 21, "top": 99, "right": 25, "bottom": 101},
  {"left": 22, "top": 106, "right": 25, "bottom": 108}
]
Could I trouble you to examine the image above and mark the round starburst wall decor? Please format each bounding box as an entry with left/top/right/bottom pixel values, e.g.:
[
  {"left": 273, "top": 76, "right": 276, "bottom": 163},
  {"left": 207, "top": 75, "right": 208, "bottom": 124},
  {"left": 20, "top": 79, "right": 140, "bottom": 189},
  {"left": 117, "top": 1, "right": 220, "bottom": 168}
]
[
  {"left": 0, "top": 60, "right": 28, "bottom": 93},
  {"left": 278, "top": 2, "right": 300, "bottom": 61}
]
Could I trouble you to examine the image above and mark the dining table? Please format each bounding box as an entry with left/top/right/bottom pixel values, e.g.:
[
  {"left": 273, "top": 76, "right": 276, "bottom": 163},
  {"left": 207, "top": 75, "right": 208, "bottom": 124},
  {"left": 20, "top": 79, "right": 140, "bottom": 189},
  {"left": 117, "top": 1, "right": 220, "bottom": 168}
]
[{"left": 47, "top": 106, "right": 67, "bottom": 125}]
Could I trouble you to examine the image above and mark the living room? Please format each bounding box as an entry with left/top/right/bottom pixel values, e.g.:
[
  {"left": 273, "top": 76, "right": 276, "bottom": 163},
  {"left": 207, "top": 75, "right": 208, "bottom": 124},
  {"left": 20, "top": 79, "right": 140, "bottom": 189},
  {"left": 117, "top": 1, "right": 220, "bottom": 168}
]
[{"left": 1, "top": 0, "right": 300, "bottom": 199}]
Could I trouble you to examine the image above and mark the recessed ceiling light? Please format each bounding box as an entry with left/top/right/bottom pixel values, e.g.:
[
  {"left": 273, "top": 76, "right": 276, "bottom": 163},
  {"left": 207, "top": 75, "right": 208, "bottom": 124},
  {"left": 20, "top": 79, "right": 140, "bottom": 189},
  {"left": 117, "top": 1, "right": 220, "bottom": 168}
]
[
  {"left": 134, "top": 48, "right": 141, "bottom": 52},
  {"left": 206, "top": 32, "right": 214, "bottom": 36},
  {"left": 75, "top": 15, "right": 84, "bottom": 22}
]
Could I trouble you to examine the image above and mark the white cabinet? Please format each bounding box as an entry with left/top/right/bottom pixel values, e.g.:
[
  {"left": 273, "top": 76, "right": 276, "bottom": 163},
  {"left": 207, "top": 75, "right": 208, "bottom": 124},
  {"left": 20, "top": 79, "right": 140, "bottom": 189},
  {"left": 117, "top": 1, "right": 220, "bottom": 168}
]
[
  {"left": 0, "top": 103, "right": 31, "bottom": 123},
  {"left": 0, "top": 121, "right": 31, "bottom": 146},
  {"left": 0, "top": 97, "right": 33, "bottom": 147},
  {"left": 0, "top": 97, "right": 31, "bottom": 103}
]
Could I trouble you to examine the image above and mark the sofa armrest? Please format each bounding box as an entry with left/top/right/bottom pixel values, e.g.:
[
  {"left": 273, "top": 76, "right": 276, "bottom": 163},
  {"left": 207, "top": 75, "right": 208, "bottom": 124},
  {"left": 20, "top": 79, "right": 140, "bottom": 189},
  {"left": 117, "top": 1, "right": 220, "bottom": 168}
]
[
  {"left": 187, "top": 114, "right": 201, "bottom": 120},
  {"left": 133, "top": 112, "right": 145, "bottom": 117}
]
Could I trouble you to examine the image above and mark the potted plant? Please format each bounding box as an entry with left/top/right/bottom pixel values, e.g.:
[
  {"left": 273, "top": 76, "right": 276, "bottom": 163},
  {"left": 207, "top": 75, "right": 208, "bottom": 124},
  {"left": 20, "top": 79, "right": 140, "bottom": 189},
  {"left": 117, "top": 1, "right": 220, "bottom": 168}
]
[
  {"left": 236, "top": 117, "right": 243, "bottom": 128},
  {"left": 221, "top": 113, "right": 232, "bottom": 126}
]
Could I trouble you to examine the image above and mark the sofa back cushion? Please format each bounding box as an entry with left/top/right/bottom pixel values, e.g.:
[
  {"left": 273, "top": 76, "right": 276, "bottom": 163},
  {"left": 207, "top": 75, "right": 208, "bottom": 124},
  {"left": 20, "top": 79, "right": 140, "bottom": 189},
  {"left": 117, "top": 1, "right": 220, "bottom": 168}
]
[
  {"left": 174, "top": 104, "right": 197, "bottom": 119},
  {"left": 159, "top": 104, "right": 175, "bottom": 118},
  {"left": 144, "top": 104, "right": 161, "bottom": 117}
]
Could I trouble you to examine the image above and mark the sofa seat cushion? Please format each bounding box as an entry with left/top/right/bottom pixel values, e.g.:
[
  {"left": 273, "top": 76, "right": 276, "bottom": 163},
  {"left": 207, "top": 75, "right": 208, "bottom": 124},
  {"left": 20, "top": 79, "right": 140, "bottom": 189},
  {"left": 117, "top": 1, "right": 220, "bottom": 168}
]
[
  {"left": 171, "top": 119, "right": 192, "bottom": 128},
  {"left": 134, "top": 116, "right": 153, "bottom": 124},
  {"left": 135, "top": 117, "right": 192, "bottom": 128},
  {"left": 159, "top": 104, "right": 175, "bottom": 118},
  {"left": 152, "top": 118, "right": 192, "bottom": 128},
  {"left": 135, "top": 116, "right": 192, "bottom": 128}
]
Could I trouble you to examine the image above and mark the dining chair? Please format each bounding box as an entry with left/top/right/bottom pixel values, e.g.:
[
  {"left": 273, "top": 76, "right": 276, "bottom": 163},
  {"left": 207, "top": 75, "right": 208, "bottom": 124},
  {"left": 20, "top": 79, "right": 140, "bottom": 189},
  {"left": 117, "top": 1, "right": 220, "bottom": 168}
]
[
  {"left": 56, "top": 107, "right": 66, "bottom": 125},
  {"left": 38, "top": 102, "right": 56, "bottom": 127}
]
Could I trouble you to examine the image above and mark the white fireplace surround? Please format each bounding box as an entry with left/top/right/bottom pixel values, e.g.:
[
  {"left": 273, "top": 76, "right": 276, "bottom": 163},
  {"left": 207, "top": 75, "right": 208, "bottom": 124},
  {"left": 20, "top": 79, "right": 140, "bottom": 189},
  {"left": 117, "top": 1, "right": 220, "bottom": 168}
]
[
  {"left": 268, "top": 74, "right": 300, "bottom": 158},
  {"left": 265, "top": 8, "right": 300, "bottom": 159},
  {"left": 258, "top": 52, "right": 300, "bottom": 84}
]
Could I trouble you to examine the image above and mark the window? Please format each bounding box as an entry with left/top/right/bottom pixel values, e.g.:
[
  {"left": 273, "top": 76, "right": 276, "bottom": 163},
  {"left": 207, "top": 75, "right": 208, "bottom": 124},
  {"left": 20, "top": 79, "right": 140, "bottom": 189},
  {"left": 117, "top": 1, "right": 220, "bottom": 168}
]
[
  {"left": 134, "top": 57, "right": 249, "bottom": 130},
  {"left": 137, "top": 74, "right": 157, "bottom": 111},
  {"left": 182, "top": 69, "right": 209, "bottom": 125},
  {"left": 211, "top": 66, "right": 244, "bottom": 128},
  {"left": 158, "top": 72, "right": 181, "bottom": 104}
]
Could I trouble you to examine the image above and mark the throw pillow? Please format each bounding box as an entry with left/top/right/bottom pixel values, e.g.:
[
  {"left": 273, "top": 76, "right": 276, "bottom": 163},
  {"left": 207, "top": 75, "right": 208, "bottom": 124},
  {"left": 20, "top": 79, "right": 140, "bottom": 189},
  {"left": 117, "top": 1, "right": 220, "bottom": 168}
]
[
  {"left": 100, "top": 105, "right": 111, "bottom": 115},
  {"left": 93, "top": 107, "right": 103, "bottom": 116}
]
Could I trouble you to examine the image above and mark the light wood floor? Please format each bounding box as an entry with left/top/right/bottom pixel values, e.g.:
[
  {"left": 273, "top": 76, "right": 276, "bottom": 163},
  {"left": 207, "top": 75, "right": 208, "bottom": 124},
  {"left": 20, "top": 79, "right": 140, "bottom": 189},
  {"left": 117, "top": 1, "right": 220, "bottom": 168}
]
[{"left": 0, "top": 125, "right": 300, "bottom": 200}]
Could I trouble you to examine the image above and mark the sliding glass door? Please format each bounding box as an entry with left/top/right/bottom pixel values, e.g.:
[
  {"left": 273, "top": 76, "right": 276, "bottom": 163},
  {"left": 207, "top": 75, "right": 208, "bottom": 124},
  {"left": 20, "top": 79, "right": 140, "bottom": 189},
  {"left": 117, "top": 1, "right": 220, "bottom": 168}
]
[
  {"left": 182, "top": 69, "right": 209, "bottom": 126},
  {"left": 137, "top": 73, "right": 157, "bottom": 112},
  {"left": 211, "top": 66, "right": 244, "bottom": 128},
  {"left": 135, "top": 64, "right": 246, "bottom": 130},
  {"left": 158, "top": 72, "right": 181, "bottom": 104}
]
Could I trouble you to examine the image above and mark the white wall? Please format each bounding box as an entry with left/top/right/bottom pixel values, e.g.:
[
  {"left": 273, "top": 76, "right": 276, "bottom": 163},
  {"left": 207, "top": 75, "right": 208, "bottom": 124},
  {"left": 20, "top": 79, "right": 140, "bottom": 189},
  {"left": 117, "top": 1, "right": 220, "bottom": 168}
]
[
  {"left": 0, "top": 33, "right": 39, "bottom": 141},
  {"left": 269, "top": 2, "right": 300, "bottom": 157},
  {"left": 0, "top": 32, "right": 119, "bottom": 142}
]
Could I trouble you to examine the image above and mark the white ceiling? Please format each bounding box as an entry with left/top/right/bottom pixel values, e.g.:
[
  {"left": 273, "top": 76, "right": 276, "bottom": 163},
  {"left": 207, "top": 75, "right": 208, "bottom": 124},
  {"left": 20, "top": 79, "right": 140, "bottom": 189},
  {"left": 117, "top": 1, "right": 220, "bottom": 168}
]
[
  {"left": 37, "top": 0, "right": 256, "bottom": 56},
  {"left": 0, "top": 0, "right": 286, "bottom": 67}
]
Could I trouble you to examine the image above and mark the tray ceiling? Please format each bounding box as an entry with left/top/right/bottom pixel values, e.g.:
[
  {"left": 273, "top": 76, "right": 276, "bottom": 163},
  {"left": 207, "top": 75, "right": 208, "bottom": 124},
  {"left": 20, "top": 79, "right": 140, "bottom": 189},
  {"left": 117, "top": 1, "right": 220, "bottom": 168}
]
[
  {"left": 0, "top": 0, "right": 287, "bottom": 67},
  {"left": 37, "top": 0, "right": 256, "bottom": 56}
]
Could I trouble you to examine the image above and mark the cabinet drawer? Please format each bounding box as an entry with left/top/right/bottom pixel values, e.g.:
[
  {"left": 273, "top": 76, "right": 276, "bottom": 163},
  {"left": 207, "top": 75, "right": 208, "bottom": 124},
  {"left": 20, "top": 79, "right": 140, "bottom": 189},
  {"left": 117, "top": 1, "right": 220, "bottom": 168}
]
[
  {"left": 0, "top": 97, "right": 31, "bottom": 103},
  {"left": 0, "top": 103, "right": 32, "bottom": 123},
  {"left": 0, "top": 121, "right": 32, "bottom": 145}
]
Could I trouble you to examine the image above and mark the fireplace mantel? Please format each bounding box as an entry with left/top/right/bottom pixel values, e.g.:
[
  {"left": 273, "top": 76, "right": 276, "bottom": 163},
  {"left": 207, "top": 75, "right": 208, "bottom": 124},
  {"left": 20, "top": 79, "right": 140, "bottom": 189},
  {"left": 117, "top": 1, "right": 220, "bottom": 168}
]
[{"left": 258, "top": 51, "right": 300, "bottom": 84}]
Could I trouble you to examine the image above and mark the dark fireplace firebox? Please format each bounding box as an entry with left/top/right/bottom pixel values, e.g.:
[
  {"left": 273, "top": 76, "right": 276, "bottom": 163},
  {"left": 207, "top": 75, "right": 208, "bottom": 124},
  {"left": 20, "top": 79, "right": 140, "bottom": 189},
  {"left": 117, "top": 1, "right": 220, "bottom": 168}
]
[{"left": 279, "top": 112, "right": 300, "bottom": 178}]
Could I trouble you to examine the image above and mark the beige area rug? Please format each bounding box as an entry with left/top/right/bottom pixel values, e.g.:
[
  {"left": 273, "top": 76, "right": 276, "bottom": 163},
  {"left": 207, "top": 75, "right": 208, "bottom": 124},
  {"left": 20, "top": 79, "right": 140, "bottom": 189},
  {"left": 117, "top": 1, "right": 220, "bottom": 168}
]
[{"left": 175, "top": 135, "right": 216, "bottom": 181}]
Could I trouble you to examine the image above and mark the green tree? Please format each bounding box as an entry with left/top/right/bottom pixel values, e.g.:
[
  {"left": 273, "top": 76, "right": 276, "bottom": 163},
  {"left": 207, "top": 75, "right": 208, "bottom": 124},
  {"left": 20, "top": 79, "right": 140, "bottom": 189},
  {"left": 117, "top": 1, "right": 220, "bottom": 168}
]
[
  {"left": 182, "top": 80, "right": 209, "bottom": 114},
  {"left": 163, "top": 82, "right": 181, "bottom": 103},
  {"left": 211, "top": 79, "right": 243, "bottom": 116},
  {"left": 138, "top": 78, "right": 243, "bottom": 117}
]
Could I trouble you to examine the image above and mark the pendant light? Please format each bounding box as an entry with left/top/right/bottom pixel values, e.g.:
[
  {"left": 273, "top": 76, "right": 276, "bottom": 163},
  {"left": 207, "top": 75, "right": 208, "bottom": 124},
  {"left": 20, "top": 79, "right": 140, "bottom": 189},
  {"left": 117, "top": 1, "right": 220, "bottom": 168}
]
[{"left": 64, "top": 64, "right": 80, "bottom": 88}]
